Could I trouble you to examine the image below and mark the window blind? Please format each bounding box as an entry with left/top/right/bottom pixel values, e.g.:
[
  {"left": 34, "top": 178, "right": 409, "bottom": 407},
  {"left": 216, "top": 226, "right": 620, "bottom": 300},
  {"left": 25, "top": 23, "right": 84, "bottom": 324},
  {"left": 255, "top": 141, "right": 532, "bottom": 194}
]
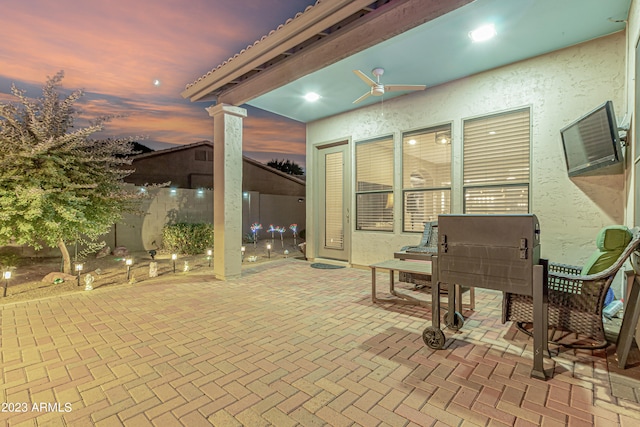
[
  {"left": 356, "top": 137, "right": 394, "bottom": 231},
  {"left": 403, "top": 189, "right": 451, "bottom": 232},
  {"left": 325, "top": 152, "right": 343, "bottom": 249},
  {"left": 463, "top": 108, "right": 530, "bottom": 213}
]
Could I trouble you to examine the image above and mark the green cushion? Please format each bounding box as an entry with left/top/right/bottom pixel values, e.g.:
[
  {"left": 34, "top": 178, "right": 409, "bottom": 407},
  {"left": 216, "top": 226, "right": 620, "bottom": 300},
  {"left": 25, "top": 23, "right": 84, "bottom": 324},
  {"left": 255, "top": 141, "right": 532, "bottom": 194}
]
[{"left": 581, "top": 225, "right": 632, "bottom": 275}]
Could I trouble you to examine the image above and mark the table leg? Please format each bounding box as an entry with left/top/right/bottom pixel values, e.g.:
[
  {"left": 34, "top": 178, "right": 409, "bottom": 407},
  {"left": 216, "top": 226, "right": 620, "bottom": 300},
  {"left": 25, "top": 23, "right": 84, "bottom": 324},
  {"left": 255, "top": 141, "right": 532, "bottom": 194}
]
[
  {"left": 431, "top": 256, "right": 441, "bottom": 330},
  {"left": 389, "top": 269, "right": 396, "bottom": 295},
  {"left": 454, "top": 284, "right": 462, "bottom": 315},
  {"left": 371, "top": 267, "right": 377, "bottom": 303},
  {"left": 531, "top": 261, "right": 549, "bottom": 380}
]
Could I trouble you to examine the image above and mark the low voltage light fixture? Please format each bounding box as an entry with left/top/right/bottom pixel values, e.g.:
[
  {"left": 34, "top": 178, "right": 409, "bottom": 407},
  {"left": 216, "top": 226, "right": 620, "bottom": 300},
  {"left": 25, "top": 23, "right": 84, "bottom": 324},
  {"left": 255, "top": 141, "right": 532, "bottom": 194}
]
[
  {"left": 3, "top": 270, "right": 11, "bottom": 297},
  {"left": 304, "top": 92, "right": 320, "bottom": 102},
  {"left": 75, "top": 263, "right": 83, "bottom": 287},
  {"left": 469, "top": 24, "right": 496, "bottom": 42},
  {"left": 125, "top": 258, "right": 133, "bottom": 280}
]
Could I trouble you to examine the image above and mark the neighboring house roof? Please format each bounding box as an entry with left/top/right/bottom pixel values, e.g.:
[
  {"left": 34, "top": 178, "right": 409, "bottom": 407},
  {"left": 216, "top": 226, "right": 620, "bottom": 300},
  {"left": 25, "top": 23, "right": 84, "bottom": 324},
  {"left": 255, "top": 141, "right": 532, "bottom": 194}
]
[{"left": 132, "top": 141, "right": 306, "bottom": 186}]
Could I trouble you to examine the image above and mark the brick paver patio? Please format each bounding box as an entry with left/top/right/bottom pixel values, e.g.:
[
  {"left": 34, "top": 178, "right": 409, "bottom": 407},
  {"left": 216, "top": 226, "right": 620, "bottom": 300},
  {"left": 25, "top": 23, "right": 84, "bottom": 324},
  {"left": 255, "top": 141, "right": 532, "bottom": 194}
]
[{"left": 2, "top": 258, "right": 640, "bottom": 426}]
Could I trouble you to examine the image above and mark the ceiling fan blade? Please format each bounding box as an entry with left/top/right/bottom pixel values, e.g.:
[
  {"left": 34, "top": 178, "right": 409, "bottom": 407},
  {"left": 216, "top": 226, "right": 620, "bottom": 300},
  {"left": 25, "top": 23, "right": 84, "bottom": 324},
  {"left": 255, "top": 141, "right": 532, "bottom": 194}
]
[
  {"left": 353, "top": 91, "right": 372, "bottom": 104},
  {"left": 353, "top": 70, "right": 376, "bottom": 87},
  {"left": 384, "top": 84, "right": 427, "bottom": 92}
]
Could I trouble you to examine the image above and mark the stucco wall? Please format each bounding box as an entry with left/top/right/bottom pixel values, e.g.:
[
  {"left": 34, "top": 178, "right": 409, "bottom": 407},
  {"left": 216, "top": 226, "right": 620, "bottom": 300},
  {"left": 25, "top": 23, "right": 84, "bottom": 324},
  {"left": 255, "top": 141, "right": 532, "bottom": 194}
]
[
  {"left": 625, "top": 0, "right": 639, "bottom": 227},
  {"left": 104, "top": 187, "right": 214, "bottom": 252},
  {"left": 107, "top": 187, "right": 306, "bottom": 252},
  {"left": 307, "top": 32, "right": 627, "bottom": 267}
]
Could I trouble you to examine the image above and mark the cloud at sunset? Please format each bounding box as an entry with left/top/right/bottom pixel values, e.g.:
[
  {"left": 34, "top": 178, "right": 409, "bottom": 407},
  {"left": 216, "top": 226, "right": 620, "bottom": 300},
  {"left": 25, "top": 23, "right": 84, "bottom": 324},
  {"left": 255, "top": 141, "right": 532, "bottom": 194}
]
[{"left": 0, "top": 0, "right": 315, "bottom": 167}]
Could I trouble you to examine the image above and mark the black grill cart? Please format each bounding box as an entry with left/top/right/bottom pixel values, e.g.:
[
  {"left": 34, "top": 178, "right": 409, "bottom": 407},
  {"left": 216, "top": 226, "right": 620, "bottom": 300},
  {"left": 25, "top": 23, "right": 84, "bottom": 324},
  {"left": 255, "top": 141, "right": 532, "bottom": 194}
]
[{"left": 423, "top": 214, "right": 549, "bottom": 380}]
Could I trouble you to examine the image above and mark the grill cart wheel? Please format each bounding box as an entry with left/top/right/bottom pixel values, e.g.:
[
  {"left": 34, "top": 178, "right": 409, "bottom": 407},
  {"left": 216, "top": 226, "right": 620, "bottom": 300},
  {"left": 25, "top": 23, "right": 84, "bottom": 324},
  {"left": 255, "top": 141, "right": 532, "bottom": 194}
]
[
  {"left": 444, "top": 311, "right": 464, "bottom": 331},
  {"left": 422, "top": 326, "right": 446, "bottom": 349}
]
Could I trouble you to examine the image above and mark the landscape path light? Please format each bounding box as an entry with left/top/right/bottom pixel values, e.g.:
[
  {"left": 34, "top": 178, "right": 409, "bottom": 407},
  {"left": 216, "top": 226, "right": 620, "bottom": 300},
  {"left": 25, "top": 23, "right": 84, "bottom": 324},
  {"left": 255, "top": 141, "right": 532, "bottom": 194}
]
[
  {"left": 172, "top": 254, "right": 177, "bottom": 273},
  {"left": 267, "top": 243, "right": 271, "bottom": 259},
  {"left": 241, "top": 246, "right": 246, "bottom": 262},
  {"left": 75, "top": 263, "right": 83, "bottom": 287},
  {"left": 3, "top": 270, "right": 11, "bottom": 297},
  {"left": 125, "top": 258, "right": 133, "bottom": 281},
  {"left": 207, "top": 249, "right": 212, "bottom": 267}
]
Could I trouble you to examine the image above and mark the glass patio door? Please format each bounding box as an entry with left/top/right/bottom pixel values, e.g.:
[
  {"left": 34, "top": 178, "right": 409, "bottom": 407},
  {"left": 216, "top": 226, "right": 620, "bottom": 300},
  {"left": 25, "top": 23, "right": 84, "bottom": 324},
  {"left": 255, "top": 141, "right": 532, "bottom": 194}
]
[{"left": 317, "top": 142, "right": 350, "bottom": 261}]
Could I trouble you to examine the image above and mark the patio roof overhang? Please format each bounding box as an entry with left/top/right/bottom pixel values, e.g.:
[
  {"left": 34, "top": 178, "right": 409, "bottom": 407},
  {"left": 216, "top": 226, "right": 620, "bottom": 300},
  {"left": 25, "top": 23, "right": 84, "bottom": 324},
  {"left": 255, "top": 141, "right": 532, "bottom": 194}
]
[{"left": 180, "top": 0, "right": 473, "bottom": 106}]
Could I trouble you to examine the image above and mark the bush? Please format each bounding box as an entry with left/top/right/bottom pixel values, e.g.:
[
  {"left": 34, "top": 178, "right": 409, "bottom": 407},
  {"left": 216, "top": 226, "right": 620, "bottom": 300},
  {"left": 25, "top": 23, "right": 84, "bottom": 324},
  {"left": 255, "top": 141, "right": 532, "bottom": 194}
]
[{"left": 162, "top": 223, "right": 214, "bottom": 255}]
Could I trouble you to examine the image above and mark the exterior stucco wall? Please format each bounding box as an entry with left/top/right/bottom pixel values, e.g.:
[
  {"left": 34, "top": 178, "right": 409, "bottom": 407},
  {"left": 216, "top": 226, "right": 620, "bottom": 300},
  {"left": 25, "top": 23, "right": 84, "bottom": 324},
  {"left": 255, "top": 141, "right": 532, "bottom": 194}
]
[
  {"left": 625, "top": 0, "right": 639, "bottom": 227},
  {"left": 624, "top": 0, "right": 639, "bottom": 344},
  {"left": 108, "top": 187, "right": 306, "bottom": 252},
  {"left": 307, "top": 32, "right": 627, "bottom": 267},
  {"left": 106, "top": 187, "right": 214, "bottom": 252}
]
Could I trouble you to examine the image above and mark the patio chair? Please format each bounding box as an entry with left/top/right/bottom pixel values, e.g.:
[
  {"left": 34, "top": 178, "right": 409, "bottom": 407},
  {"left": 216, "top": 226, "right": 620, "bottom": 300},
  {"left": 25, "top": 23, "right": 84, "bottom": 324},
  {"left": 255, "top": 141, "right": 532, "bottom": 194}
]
[
  {"left": 502, "top": 225, "right": 640, "bottom": 349},
  {"left": 400, "top": 221, "right": 438, "bottom": 254}
]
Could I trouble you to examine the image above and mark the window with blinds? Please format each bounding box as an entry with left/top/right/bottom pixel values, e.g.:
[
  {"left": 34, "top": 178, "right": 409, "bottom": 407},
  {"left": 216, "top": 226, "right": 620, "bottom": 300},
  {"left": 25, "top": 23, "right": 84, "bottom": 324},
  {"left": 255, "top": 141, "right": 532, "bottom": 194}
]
[
  {"left": 356, "top": 136, "right": 394, "bottom": 231},
  {"left": 463, "top": 108, "right": 530, "bottom": 214},
  {"left": 402, "top": 125, "right": 452, "bottom": 232}
]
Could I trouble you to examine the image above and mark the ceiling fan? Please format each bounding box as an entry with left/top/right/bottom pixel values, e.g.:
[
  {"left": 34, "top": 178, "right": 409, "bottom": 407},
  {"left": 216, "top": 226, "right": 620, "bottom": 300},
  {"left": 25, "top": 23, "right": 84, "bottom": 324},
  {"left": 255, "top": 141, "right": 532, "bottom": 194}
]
[{"left": 352, "top": 67, "right": 426, "bottom": 104}]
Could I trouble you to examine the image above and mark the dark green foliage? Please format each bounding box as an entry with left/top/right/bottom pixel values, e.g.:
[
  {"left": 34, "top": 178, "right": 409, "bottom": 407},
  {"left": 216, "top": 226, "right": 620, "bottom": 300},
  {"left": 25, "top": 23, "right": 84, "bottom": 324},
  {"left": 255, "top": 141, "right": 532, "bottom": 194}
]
[
  {"left": 266, "top": 158, "right": 304, "bottom": 176},
  {"left": 162, "top": 223, "right": 214, "bottom": 255},
  {"left": 0, "top": 249, "right": 21, "bottom": 268}
]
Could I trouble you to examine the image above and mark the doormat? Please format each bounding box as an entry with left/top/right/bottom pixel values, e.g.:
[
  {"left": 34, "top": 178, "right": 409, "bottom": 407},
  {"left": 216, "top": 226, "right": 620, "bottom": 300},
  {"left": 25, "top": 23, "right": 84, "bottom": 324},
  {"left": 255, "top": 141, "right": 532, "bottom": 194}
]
[{"left": 310, "top": 263, "right": 345, "bottom": 269}]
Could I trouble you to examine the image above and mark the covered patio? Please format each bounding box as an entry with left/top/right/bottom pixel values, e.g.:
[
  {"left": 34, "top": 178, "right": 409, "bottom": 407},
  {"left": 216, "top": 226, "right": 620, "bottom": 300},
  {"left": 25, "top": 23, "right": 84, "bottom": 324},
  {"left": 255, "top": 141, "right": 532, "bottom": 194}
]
[{"left": 1, "top": 259, "right": 639, "bottom": 425}]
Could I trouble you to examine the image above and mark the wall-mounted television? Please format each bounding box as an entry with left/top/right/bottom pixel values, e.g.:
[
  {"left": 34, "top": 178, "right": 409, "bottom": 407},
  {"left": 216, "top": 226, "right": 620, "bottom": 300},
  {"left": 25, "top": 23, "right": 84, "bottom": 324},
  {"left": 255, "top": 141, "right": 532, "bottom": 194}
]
[{"left": 560, "top": 101, "right": 623, "bottom": 177}]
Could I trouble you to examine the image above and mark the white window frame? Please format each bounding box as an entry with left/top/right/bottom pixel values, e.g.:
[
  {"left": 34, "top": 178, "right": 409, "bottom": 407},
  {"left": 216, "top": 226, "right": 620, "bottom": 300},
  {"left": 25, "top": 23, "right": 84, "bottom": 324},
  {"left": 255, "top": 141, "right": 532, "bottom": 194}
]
[{"left": 402, "top": 125, "right": 452, "bottom": 232}]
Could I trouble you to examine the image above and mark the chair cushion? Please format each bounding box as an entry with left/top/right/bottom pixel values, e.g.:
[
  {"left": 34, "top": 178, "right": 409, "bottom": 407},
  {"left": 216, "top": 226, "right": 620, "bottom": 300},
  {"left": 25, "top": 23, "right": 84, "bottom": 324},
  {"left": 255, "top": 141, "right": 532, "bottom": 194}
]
[{"left": 581, "top": 225, "right": 632, "bottom": 275}]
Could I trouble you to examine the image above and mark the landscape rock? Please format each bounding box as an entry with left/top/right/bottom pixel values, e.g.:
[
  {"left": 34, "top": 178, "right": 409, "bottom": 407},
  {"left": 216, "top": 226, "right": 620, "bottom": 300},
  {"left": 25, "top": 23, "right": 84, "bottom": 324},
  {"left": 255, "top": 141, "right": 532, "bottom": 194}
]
[
  {"left": 112, "top": 246, "right": 129, "bottom": 257},
  {"left": 96, "top": 246, "right": 111, "bottom": 259}
]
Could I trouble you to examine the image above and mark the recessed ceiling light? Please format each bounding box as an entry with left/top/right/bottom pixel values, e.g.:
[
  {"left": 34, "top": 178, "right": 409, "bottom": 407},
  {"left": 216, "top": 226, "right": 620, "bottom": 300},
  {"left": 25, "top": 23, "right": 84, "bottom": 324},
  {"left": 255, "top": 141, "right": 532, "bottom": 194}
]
[
  {"left": 304, "top": 92, "right": 320, "bottom": 102},
  {"left": 469, "top": 24, "right": 496, "bottom": 42}
]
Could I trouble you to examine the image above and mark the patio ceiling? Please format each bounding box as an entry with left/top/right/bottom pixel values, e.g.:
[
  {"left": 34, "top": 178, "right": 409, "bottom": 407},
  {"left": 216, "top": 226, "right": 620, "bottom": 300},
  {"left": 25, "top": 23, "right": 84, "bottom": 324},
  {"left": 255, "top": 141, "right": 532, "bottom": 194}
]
[{"left": 183, "top": 0, "right": 631, "bottom": 124}]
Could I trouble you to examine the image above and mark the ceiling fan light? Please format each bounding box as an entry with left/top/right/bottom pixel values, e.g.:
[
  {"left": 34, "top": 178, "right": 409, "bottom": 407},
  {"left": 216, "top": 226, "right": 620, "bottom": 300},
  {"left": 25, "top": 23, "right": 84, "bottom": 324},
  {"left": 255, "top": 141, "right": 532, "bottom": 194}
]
[
  {"left": 304, "top": 92, "right": 320, "bottom": 102},
  {"left": 469, "top": 24, "right": 496, "bottom": 42}
]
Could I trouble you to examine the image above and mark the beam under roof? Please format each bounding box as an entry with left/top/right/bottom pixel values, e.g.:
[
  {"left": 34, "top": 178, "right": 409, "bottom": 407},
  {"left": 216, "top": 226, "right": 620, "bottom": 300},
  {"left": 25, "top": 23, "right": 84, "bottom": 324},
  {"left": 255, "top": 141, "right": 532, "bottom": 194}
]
[
  {"left": 182, "top": 0, "right": 473, "bottom": 105},
  {"left": 181, "top": 0, "right": 375, "bottom": 102},
  {"left": 218, "top": 0, "right": 474, "bottom": 107}
]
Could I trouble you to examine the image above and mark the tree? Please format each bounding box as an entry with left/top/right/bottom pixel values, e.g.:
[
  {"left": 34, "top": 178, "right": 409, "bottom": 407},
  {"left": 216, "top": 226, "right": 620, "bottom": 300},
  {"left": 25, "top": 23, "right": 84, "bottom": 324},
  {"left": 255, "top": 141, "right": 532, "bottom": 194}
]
[
  {"left": 267, "top": 158, "right": 304, "bottom": 176},
  {"left": 0, "top": 71, "right": 146, "bottom": 273}
]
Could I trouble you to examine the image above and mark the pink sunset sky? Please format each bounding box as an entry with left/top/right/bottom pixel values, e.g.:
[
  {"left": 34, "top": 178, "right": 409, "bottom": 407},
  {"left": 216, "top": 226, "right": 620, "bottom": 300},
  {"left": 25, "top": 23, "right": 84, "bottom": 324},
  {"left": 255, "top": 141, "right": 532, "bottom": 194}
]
[{"left": 0, "top": 0, "right": 317, "bottom": 168}]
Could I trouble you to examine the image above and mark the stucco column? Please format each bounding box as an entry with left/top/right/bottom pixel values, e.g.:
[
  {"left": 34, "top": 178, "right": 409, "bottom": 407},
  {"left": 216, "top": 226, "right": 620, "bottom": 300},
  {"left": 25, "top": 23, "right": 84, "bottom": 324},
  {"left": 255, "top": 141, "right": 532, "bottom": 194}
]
[{"left": 206, "top": 104, "right": 247, "bottom": 280}]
